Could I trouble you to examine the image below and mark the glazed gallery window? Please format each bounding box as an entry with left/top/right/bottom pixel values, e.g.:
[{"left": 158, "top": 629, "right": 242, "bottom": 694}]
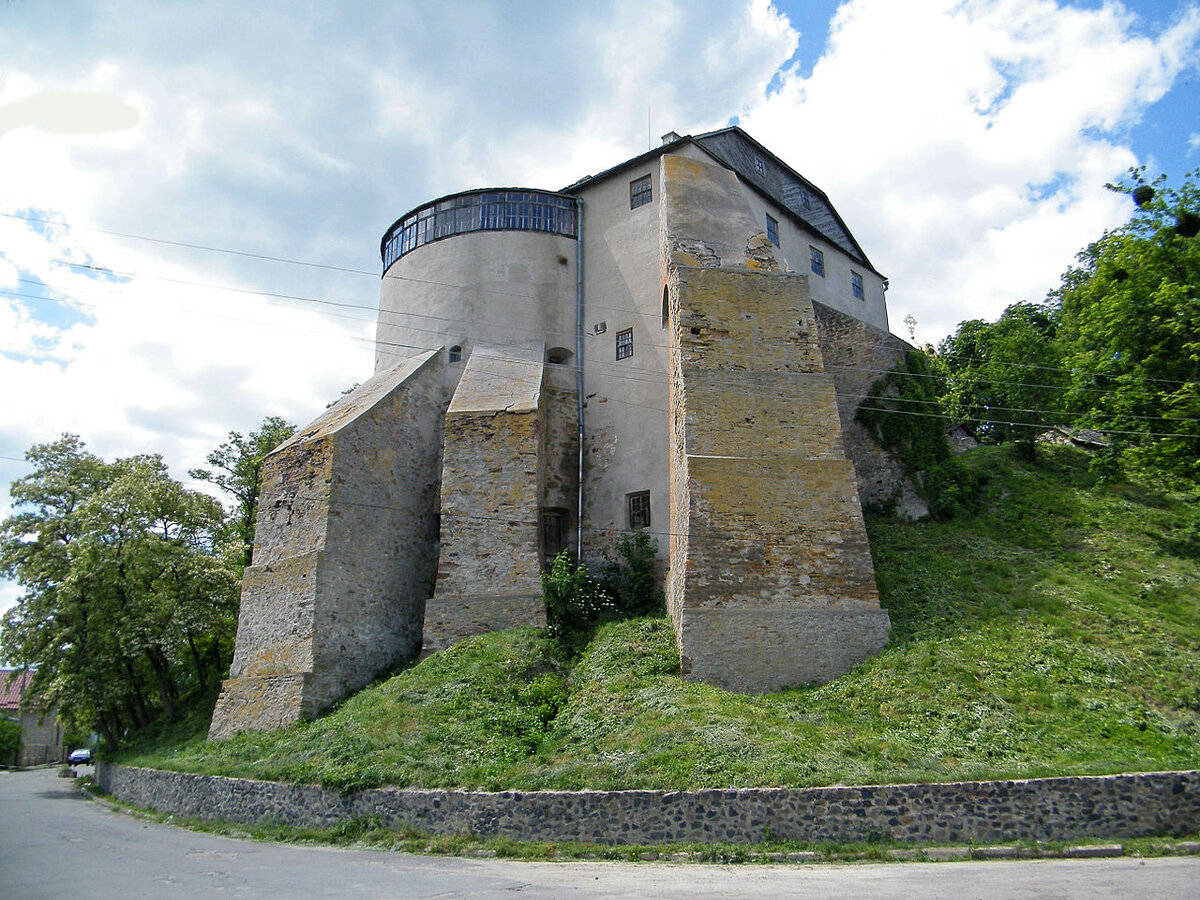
[
  {"left": 616, "top": 327, "right": 634, "bottom": 360},
  {"left": 630, "top": 174, "right": 652, "bottom": 209},
  {"left": 627, "top": 491, "right": 651, "bottom": 529},
  {"left": 809, "top": 246, "right": 825, "bottom": 277},
  {"left": 851, "top": 271, "right": 865, "bottom": 300},
  {"left": 766, "top": 214, "right": 779, "bottom": 247}
]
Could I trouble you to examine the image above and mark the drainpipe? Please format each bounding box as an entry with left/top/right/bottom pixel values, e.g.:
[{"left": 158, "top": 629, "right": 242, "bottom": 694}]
[{"left": 575, "top": 196, "right": 585, "bottom": 559}]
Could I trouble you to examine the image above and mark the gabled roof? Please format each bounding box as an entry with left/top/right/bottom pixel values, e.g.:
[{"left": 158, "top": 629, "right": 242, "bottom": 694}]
[
  {"left": 562, "top": 125, "right": 880, "bottom": 276},
  {"left": 0, "top": 668, "right": 34, "bottom": 711}
]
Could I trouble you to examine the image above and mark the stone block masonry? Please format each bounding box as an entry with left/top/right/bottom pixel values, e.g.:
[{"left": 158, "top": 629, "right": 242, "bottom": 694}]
[
  {"left": 421, "top": 344, "right": 552, "bottom": 655},
  {"left": 667, "top": 264, "right": 890, "bottom": 692},
  {"left": 98, "top": 763, "right": 1200, "bottom": 848},
  {"left": 209, "top": 351, "right": 444, "bottom": 738},
  {"left": 814, "top": 301, "right": 926, "bottom": 518}
]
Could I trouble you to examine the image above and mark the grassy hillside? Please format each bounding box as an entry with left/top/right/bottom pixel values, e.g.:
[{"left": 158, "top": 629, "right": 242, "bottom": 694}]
[{"left": 119, "top": 445, "right": 1200, "bottom": 792}]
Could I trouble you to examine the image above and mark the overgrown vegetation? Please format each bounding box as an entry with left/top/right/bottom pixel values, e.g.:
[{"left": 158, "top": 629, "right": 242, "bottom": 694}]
[
  {"left": 118, "top": 445, "right": 1200, "bottom": 792},
  {"left": 856, "top": 350, "right": 979, "bottom": 518},
  {"left": 0, "top": 418, "right": 294, "bottom": 749},
  {"left": 0, "top": 716, "right": 20, "bottom": 764},
  {"left": 935, "top": 168, "right": 1200, "bottom": 481},
  {"left": 542, "top": 531, "right": 665, "bottom": 656}
]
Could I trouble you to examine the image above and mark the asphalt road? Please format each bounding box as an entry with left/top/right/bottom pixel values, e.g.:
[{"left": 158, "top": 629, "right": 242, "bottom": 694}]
[{"left": 2, "top": 766, "right": 1198, "bottom": 899}]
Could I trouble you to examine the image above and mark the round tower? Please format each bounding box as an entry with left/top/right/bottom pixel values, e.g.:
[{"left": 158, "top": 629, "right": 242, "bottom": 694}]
[{"left": 375, "top": 188, "right": 579, "bottom": 379}]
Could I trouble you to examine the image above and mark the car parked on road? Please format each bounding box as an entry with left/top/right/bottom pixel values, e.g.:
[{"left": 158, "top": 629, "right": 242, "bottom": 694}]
[{"left": 67, "top": 748, "right": 92, "bottom": 765}]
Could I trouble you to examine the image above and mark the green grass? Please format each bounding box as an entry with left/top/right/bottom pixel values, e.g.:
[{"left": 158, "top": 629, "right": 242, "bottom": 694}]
[{"left": 118, "top": 445, "right": 1200, "bottom": 792}]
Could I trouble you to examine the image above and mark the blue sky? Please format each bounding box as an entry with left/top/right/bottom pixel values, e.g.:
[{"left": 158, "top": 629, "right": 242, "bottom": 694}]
[{"left": 1, "top": 0, "right": 1198, "bottom": 616}]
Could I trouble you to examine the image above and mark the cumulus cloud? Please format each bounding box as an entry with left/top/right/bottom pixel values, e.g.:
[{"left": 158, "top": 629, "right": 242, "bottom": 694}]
[
  {"left": 741, "top": 0, "right": 1200, "bottom": 342},
  {"left": 1, "top": 0, "right": 1198, "bottom": 621}
]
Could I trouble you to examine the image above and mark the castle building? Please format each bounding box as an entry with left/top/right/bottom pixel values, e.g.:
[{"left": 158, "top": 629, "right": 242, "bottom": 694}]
[{"left": 210, "top": 127, "right": 912, "bottom": 738}]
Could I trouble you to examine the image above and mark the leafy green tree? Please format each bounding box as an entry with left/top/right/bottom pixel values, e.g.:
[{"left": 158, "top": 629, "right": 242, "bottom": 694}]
[
  {"left": 0, "top": 716, "right": 21, "bottom": 764},
  {"left": 937, "top": 302, "right": 1065, "bottom": 460},
  {"left": 0, "top": 436, "right": 240, "bottom": 747},
  {"left": 189, "top": 416, "right": 295, "bottom": 567},
  {"left": 1053, "top": 168, "right": 1200, "bottom": 480}
]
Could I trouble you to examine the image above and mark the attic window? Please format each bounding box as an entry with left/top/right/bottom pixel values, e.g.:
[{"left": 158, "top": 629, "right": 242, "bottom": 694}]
[
  {"left": 753, "top": 156, "right": 766, "bottom": 176},
  {"left": 801, "top": 189, "right": 812, "bottom": 210},
  {"left": 851, "top": 272, "right": 865, "bottom": 301},
  {"left": 448, "top": 345, "right": 463, "bottom": 363},
  {"left": 630, "top": 174, "right": 652, "bottom": 209},
  {"left": 766, "top": 214, "right": 779, "bottom": 247}
]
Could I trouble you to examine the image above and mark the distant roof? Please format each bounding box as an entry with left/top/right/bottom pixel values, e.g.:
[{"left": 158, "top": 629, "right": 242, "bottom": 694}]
[
  {"left": 0, "top": 669, "right": 34, "bottom": 711},
  {"left": 562, "top": 125, "right": 879, "bottom": 275}
]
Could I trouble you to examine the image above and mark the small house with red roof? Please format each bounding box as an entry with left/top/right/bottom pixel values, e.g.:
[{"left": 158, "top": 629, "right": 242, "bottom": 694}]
[{"left": 0, "top": 668, "right": 64, "bottom": 767}]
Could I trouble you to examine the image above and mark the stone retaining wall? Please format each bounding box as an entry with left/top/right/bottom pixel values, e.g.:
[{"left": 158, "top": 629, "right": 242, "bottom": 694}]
[{"left": 97, "top": 764, "right": 1200, "bottom": 847}]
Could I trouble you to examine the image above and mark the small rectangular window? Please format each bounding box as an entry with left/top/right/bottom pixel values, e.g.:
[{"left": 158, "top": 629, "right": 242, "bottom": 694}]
[
  {"left": 627, "top": 491, "right": 651, "bottom": 530},
  {"left": 801, "top": 189, "right": 812, "bottom": 209},
  {"left": 615, "top": 327, "right": 634, "bottom": 360},
  {"left": 766, "top": 214, "right": 779, "bottom": 247},
  {"left": 809, "top": 247, "right": 825, "bottom": 277},
  {"left": 630, "top": 174, "right": 652, "bottom": 209},
  {"left": 851, "top": 271, "right": 865, "bottom": 300},
  {"left": 753, "top": 156, "right": 766, "bottom": 176},
  {"left": 540, "top": 507, "right": 566, "bottom": 564}
]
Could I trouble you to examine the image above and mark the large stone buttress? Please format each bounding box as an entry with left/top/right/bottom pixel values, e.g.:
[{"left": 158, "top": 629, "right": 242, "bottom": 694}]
[
  {"left": 209, "top": 351, "right": 443, "bottom": 738},
  {"left": 420, "top": 342, "right": 573, "bottom": 654},
  {"left": 660, "top": 153, "right": 890, "bottom": 691}
]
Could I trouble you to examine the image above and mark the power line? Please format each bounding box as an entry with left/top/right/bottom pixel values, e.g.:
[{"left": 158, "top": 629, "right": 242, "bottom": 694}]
[
  {"left": 6, "top": 214, "right": 1197, "bottom": 408},
  {"left": 9, "top": 283, "right": 1200, "bottom": 434}
]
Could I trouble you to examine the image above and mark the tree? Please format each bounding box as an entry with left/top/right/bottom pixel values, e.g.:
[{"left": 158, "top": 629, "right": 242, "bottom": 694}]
[
  {"left": 937, "top": 302, "right": 1065, "bottom": 460},
  {"left": 189, "top": 416, "right": 295, "bottom": 568},
  {"left": 1053, "top": 168, "right": 1200, "bottom": 480},
  {"left": 0, "top": 436, "right": 240, "bottom": 747}
]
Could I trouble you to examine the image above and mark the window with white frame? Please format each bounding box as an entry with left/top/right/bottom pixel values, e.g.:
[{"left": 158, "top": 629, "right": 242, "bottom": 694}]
[
  {"left": 809, "top": 246, "right": 825, "bottom": 277},
  {"left": 630, "top": 174, "right": 652, "bottom": 209},
  {"left": 851, "top": 271, "right": 865, "bottom": 300},
  {"left": 753, "top": 156, "right": 766, "bottom": 176},
  {"left": 766, "top": 214, "right": 779, "bottom": 247},
  {"left": 615, "top": 327, "right": 634, "bottom": 360}
]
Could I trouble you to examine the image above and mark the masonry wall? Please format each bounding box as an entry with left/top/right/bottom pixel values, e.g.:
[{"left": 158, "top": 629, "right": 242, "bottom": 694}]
[
  {"left": 813, "top": 302, "right": 925, "bottom": 517},
  {"left": 667, "top": 265, "right": 890, "bottom": 691},
  {"left": 98, "top": 763, "right": 1200, "bottom": 847},
  {"left": 15, "top": 709, "right": 63, "bottom": 766},
  {"left": 572, "top": 157, "right": 670, "bottom": 565},
  {"left": 210, "top": 353, "right": 444, "bottom": 738},
  {"left": 421, "top": 343, "right": 551, "bottom": 655}
]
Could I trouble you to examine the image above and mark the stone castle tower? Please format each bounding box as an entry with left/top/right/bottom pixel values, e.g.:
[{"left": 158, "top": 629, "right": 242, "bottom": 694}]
[{"left": 209, "top": 128, "right": 913, "bottom": 738}]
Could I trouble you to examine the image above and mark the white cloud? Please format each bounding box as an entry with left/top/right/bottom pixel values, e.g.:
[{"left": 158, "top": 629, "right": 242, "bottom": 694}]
[
  {"left": 1, "top": 0, "right": 1198, "bottom": 624},
  {"left": 741, "top": 0, "right": 1200, "bottom": 342}
]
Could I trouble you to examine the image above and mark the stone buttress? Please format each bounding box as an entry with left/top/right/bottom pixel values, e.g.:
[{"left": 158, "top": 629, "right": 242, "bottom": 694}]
[
  {"left": 209, "top": 351, "right": 443, "bottom": 738},
  {"left": 661, "top": 153, "right": 890, "bottom": 691},
  {"left": 421, "top": 343, "right": 572, "bottom": 654}
]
